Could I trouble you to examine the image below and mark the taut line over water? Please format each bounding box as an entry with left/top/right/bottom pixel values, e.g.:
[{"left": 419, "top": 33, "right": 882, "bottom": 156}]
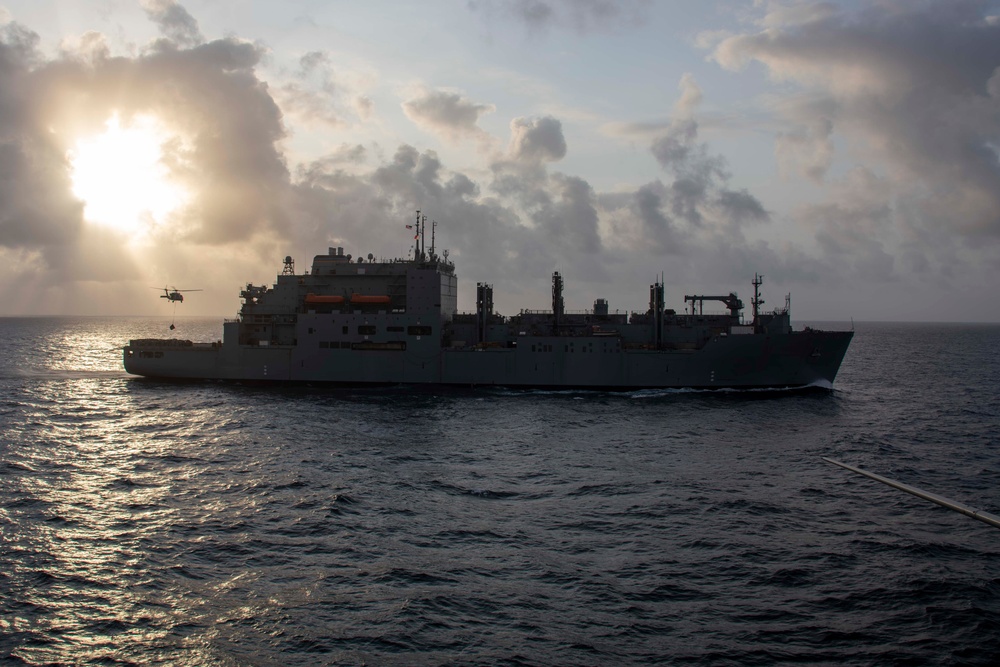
[{"left": 824, "top": 457, "right": 1000, "bottom": 530}]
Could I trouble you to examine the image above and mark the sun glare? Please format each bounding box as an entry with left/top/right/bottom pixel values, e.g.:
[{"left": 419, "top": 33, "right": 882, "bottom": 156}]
[{"left": 69, "top": 113, "right": 189, "bottom": 234}]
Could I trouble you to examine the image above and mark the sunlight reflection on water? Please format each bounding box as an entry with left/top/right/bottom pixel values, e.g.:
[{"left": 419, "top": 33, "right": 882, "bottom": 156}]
[
  {"left": 2, "top": 319, "right": 999, "bottom": 665},
  {"left": 0, "top": 321, "right": 237, "bottom": 665}
]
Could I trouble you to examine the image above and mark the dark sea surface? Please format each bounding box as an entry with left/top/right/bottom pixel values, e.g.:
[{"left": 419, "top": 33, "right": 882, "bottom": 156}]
[{"left": 1, "top": 316, "right": 998, "bottom": 666}]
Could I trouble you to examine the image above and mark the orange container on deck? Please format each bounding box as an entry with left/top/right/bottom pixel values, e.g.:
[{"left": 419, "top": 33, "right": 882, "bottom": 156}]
[
  {"left": 349, "top": 294, "right": 391, "bottom": 304},
  {"left": 305, "top": 293, "right": 346, "bottom": 304}
]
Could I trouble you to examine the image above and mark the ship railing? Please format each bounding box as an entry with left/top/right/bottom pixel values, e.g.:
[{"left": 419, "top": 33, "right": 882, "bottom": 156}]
[
  {"left": 682, "top": 307, "right": 734, "bottom": 317},
  {"left": 128, "top": 338, "right": 194, "bottom": 347},
  {"left": 518, "top": 308, "right": 624, "bottom": 316}
]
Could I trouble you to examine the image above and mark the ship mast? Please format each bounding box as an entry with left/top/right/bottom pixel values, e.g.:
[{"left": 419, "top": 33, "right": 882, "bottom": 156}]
[
  {"left": 751, "top": 273, "right": 764, "bottom": 332},
  {"left": 552, "top": 271, "right": 564, "bottom": 334},
  {"left": 414, "top": 210, "right": 421, "bottom": 262},
  {"left": 650, "top": 279, "right": 664, "bottom": 349},
  {"left": 421, "top": 215, "right": 427, "bottom": 261},
  {"left": 411, "top": 211, "right": 440, "bottom": 263}
]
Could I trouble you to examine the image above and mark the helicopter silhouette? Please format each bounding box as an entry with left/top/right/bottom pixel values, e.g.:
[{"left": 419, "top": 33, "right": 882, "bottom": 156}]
[
  {"left": 153, "top": 287, "right": 202, "bottom": 330},
  {"left": 154, "top": 286, "right": 202, "bottom": 303}
]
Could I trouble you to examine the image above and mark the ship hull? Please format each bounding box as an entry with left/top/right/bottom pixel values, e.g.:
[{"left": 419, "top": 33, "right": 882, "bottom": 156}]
[{"left": 124, "top": 329, "right": 853, "bottom": 390}]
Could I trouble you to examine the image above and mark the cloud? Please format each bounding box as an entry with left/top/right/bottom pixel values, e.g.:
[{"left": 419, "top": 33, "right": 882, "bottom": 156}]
[
  {"left": 0, "top": 133, "right": 85, "bottom": 248},
  {"left": 650, "top": 118, "right": 698, "bottom": 172},
  {"left": 718, "top": 188, "right": 769, "bottom": 227},
  {"left": 710, "top": 1, "right": 1000, "bottom": 238},
  {"left": 0, "top": 22, "right": 85, "bottom": 250},
  {"left": 533, "top": 173, "right": 603, "bottom": 254},
  {"left": 702, "top": 0, "right": 1000, "bottom": 300},
  {"left": 467, "top": 0, "right": 651, "bottom": 34},
  {"left": 673, "top": 72, "right": 702, "bottom": 118},
  {"left": 275, "top": 50, "right": 376, "bottom": 129},
  {"left": 289, "top": 142, "right": 553, "bottom": 297},
  {"left": 0, "top": 14, "right": 293, "bottom": 282},
  {"left": 797, "top": 166, "right": 897, "bottom": 282},
  {"left": 600, "top": 74, "right": 750, "bottom": 144},
  {"left": 140, "top": 0, "right": 204, "bottom": 47},
  {"left": 647, "top": 75, "right": 767, "bottom": 232},
  {"left": 599, "top": 181, "right": 688, "bottom": 256},
  {"left": 354, "top": 95, "right": 374, "bottom": 121},
  {"left": 297, "top": 50, "right": 330, "bottom": 77},
  {"left": 759, "top": 1, "right": 839, "bottom": 29},
  {"left": 772, "top": 100, "right": 835, "bottom": 182},
  {"left": 508, "top": 116, "right": 567, "bottom": 163},
  {"left": 0, "top": 0, "right": 814, "bottom": 317},
  {"left": 58, "top": 30, "right": 111, "bottom": 63},
  {"left": 12, "top": 0, "right": 981, "bottom": 319},
  {"left": 402, "top": 87, "right": 495, "bottom": 145},
  {"left": 119, "top": 39, "right": 292, "bottom": 244}
]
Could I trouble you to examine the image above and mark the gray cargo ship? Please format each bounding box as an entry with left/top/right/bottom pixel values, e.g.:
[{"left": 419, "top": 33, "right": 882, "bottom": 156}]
[{"left": 124, "top": 217, "right": 852, "bottom": 390}]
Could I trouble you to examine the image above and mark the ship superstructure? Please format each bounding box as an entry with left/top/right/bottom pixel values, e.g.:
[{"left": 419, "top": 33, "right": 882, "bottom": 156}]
[{"left": 124, "top": 215, "right": 852, "bottom": 389}]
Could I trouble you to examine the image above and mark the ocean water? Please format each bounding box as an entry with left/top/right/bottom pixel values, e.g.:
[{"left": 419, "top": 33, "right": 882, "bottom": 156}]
[{"left": 1, "top": 316, "right": 998, "bottom": 666}]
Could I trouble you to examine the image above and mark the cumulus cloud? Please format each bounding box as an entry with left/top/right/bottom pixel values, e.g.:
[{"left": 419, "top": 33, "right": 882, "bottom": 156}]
[
  {"left": 709, "top": 0, "right": 1000, "bottom": 248},
  {"left": 530, "top": 174, "right": 603, "bottom": 255},
  {"left": 0, "top": 132, "right": 85, "bottom": 248},
  {"left": 0, "top": 23, "right": 85, "bottom": 250},
  {"left": 14, "top": 0, "right": 994, "bottom": 319},
  {"left": 508, "top": 116, "right": 566, "bottom": 163},
  {"left": 140, "top": 0, "right": 204, "bottom": 47},
  {"left": 275, "top": 50, "right": 376, "bottom": 129},
  {"left": 402, "top": 87, "right": 495, "bottom": 145},
  {"left": 647, "top": 75, "right": 767, "bottom": 232},
  {"left": 0, "top": 14, "right": 292, "bottom": 285},
  {"left": 599, "top": 181, "right": 688, "bottom": 256},
  {"left": 290, "top": 141, "right": 557, "bottom": 299},
  {"left": 0, "top": 0, "right": 818, "bottom": 317}
]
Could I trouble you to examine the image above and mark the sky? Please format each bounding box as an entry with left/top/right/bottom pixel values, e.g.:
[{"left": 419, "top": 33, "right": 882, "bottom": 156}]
[{"left": 1, "top": 0, "right": 999, "bottom": 321}]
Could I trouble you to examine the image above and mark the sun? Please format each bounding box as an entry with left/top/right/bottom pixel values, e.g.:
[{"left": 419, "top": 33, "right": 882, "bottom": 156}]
[{"left": 68, "top": 113, "right": 190, "bottom": 234}]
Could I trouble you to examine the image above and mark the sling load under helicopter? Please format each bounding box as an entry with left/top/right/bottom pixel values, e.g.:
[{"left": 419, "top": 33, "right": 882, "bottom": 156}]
[
  {"left": 154, "top": 286, "right": 202, "bottom": 303},
  {"left": 152, "top": 286, "right": 202, "bottom": 329}
]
